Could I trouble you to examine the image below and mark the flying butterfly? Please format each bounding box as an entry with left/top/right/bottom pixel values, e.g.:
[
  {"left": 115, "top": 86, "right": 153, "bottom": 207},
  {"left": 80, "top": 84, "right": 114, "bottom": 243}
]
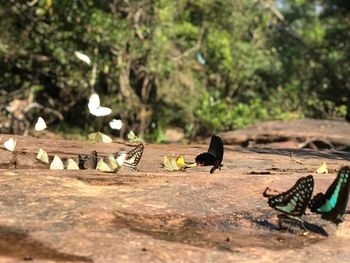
[
  {"left": 119, "top": 143, "right": 144, "bottom": 170},
  {"left": 309, "top": 166, "right": 350, "bottom": 224},
  {"left": 263, "top": 175, "right": 314, "bottom": 217},
  {"left": 78, "top": 151, "right": 98, "bottom": 170},
  {"left": 195, "top": 135, "right": 224, "bottom": 174}
]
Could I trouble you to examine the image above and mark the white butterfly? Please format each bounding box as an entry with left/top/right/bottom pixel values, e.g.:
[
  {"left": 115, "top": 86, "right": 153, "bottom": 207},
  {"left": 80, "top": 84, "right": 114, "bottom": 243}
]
[
  {"left": 35, "top": 117, "right": 47, "bottom": 131},
  {"left": 4, "top": 138, "right": 17, "bottom": 152},
  {"left": 88, "top": 132, "right": 112, "bottom": 143},
  {"left": 116, "top": 151, "right": 127, "bottom": 166},
  {"left": 50, "top": 155, "right": 64, "bottom": 170},
  {"left": 109, "top": 119, "right": 123, "bottom": 130},
  {"left": 74, "top": 51, "right": 91, "bottom": 65},
  {"left": 66, "top": 158, "right": 79, "bottom": 170},
  {"left": 88, "top": 93, "right": 112, "bottom": 117}
]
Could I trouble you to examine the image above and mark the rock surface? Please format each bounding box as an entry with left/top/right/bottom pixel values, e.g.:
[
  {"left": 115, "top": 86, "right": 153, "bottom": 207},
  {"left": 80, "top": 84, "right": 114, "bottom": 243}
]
[
  {"left": 219, "top": 119, "right": 350, "bottom": 150},
  {"left": 0, "top": 129, "right": 350, "bottom": 262}
]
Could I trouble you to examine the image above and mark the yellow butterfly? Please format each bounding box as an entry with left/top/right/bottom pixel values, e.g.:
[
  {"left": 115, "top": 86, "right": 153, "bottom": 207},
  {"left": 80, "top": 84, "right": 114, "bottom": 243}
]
[
  {"left": 88, "top": 132, "right": 112, "bottom": 143},
  {"left": 96, "top": 155, "right": 123, "bottom": 173},
  {"left": 107, "top": 155, "right": 122, "bottom": 171},
  {"left": 315, "top": 162, "right": 328, "bottom": 174},
  {"left": 127, "top": 131, "right": 143, "bottom": 143},
  {"left": 36, "top": 148, "right": 49, "bottom": 164},
  {"left": 163, "top": 155, "right": 185, "bottom": 171},
  {"left": 96, "top": 159, "right": 114, "bottom": 172},
  {"left": 50, "top": 155, "right": 64, "bottom": 170},
  {"left": 66, "top": 158, "right": 79, "bottom": 170}
]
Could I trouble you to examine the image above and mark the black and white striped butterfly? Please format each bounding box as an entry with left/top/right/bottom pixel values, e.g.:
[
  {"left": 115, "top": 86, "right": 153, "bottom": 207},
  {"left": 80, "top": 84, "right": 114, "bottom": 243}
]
[
  {"left": 309, "top": 166, "right": 350, "bottom": 224},
  {"left": 195, "top": 135, "right": 224, "bottom": 174},
  {"left": 114, "top": 143, "right": 144, "bottom": 170},
  {"left": 263, "top": 175, "right": 314, "bottom": 217},
  {"left": 78, "top": 150, "right": 98, "bottom": 170}
]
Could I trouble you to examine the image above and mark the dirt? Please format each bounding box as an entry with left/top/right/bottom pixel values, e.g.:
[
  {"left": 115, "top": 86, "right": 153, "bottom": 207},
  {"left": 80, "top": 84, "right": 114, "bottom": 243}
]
[{"left": 0, "top": 120, "right": 350, "bottom": 262}]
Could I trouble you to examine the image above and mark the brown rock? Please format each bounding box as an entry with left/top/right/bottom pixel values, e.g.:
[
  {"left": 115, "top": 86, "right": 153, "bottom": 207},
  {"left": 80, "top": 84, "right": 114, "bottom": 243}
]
[
  {"left": 219, "top": 119, "right": 350, "bottom": 150},
  {"left": 0, "top": 133, "right": 349, "bottom": 262}
]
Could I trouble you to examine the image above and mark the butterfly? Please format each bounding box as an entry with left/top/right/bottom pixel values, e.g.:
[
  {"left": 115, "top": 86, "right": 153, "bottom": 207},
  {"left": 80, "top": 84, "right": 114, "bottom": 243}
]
[
  {"left": 263, "top": 175, "right": 314, "bottom": 217},
  {"left": 3, "top": 137, "right": 17, "bottom": 152},
  {"left": 50, "top": 155, "right": 64, "bottom": 170},
  {"left": 195, "top": 135, "right": 224, "bottom": 174},
  {"left": 78, "top": 151, "right": 98, "bottom": 170},
  {"left": 36, "top": 148, "right": 49, "bottom": 164},
  {"left": 88, "top": 132, "right": 112, "bottom": 143},
  {"left": 120, "top": 143, "right": 144, "bottom": 169},
  {"left": 88, "top": 93, "right": 112, "bottom": 117},
  {"left": 315, "top": 162, "right": 328, "bottom": 174},
  {"left": 34, "top": 117, "right": 47, "bottom": 131},
  {"left": 163, "top": 155, "right": 186, "bottom": 171},
  {"left": 127, "top": 131, "right": 143, "bottom": 143},
  {"left": 74, "top": 51, "right": 91, "bottom": 65},
  {"left": 66, "top": 158, "right": 79, "bottom": 170},
  {"left": 309, "top": 166, "right": 350, "bottom": 224},
  {"left": 97, "top": 154, "right": 124, "bottom": 173},
  {"left": 109, "top": 119, "right": 123, "bottom": 130}
]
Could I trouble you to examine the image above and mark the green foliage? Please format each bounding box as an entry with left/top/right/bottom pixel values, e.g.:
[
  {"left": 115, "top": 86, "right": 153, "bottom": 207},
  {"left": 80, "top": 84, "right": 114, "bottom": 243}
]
[{"left": 0, "top": 0, "right": 349, "bottom": 141}]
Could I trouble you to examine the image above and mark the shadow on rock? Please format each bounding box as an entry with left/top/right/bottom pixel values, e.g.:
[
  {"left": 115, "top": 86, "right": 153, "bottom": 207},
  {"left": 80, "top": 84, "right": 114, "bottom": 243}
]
[
  {"left": 113, "top": 211, "right": 324, "bottom": 251},
  {"left": 0, "top": 226, "right": 92, "bottom": 262}
]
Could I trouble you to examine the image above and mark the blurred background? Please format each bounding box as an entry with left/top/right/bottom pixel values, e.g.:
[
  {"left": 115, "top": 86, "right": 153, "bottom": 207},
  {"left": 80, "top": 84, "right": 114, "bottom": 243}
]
[{"left": 0, "top": 0, "right": 349, "bottom": 143}]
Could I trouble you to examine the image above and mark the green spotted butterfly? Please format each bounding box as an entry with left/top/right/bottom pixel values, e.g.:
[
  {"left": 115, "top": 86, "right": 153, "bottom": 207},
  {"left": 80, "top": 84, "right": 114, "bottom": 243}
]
[
  {"left": 263, "top": 175, "right": 314, "bottom": 217},
  {"left": 309, "top": 166, "right": 350, "bottom": 224}
]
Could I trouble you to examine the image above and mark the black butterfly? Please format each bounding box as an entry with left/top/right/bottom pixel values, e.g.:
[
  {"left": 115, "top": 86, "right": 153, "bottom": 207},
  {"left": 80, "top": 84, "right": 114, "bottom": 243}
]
[
  {"left": 195, "top": 135, "right": 224, "bottom": 174},
  {"left": 78, "top": 150, "right": 98, "bottom": 170},
  {"left": 309, "top": 166, "right": 350, "bottom": 224},
  {"left": 115, "top": 143, "right": 144, "bottom": 170},
  {"left": 263, "top": 175, "right": 314, "bottom": 217}
]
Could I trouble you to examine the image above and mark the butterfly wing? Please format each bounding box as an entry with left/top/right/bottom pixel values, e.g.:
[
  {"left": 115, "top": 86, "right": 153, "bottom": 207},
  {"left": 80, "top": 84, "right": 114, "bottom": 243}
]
[
  {"left": 265, "top": 175, "right": 314, "bottom": 217},
  {"left": 309, "top": 166, "right": 350, "bottom": 224},
  {"left": 195, "top": 152, "right": 217, "bottom": 166},
  {"left": 123, "top": 143, "right": 144, "bottom": 169},
  {"left": 207, "top": 135, "right": 224, "bottom": 165},
  {"left": 195, "top": 135, "right": 223, "bottom": 173},
  {"left": 78, "top": 151, "right": 98, "bottom": 169}
]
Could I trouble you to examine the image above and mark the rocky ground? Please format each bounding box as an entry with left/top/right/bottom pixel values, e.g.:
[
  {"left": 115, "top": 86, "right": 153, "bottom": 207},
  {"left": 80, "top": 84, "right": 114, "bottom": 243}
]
[{"left": 0, "top": 119, "right": 350, "bottom": 262}]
